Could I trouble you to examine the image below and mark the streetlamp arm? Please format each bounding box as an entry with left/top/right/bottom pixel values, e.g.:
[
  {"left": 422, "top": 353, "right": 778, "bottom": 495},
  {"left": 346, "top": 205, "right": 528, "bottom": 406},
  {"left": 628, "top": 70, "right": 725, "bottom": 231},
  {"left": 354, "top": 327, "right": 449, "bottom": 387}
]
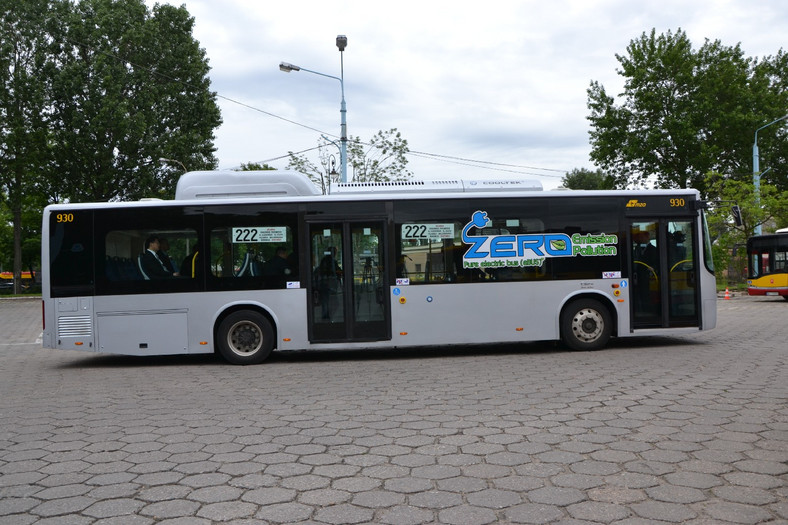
[
  {"left": 755, "top": 114, "right": 788, "bottom": 141},
  {"left": 751, "top": 113, "right": 787, "bottom": 236},
  {"left": 299, "top": 67, "right": 342, "bottom": 84},
  {"left": 279, "top": 62, "right": 342, "bottom": 84},
  {"left": 753, "top": 113, "right": 788, "bottom": 171}
]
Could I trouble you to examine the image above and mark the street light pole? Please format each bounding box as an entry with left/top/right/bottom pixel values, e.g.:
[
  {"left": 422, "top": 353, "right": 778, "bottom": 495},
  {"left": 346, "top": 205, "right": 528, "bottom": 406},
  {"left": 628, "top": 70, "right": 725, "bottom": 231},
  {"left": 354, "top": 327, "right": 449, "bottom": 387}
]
[
  {"left": 336, "top": 35, "right": 347, "bottom": 184},
  {"left": 279, "top": 35, "right": 349, "bottom": 183},
  {"left": 752, "top": 114, "right": 788, "bottom": 235}
]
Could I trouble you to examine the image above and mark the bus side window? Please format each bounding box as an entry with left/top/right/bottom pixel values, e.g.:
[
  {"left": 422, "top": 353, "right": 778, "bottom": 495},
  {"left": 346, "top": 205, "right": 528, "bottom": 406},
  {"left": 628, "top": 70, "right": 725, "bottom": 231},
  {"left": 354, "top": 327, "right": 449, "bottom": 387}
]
[
  {"left": 775, "top": 250, "right": 787, "bottom": 272},
  {"left": 397, "top": 221, "right": 463, "bottom": 284},
  {"left": 49, "top": 210, "right": 95, "bottom": 297},
  {"left": 209, "top": 229, "right": 234, "bottom": 278},
  {"left": 206, "top": 209, "right": 299, "bottom": 290}
]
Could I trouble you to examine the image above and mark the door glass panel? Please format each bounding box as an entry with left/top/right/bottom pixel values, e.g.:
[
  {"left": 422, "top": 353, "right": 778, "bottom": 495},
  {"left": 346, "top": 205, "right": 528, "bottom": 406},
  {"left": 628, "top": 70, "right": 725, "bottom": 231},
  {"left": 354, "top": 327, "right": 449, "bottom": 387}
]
[
  {"left": 631, "top": 221, "right": 661, "bottom": 326},
  {"left": 351, "top": 224, "right": 385, "bottom": 336},
  {"left": 667, "top": 220, "right": 697, "bottom": 324},
  {"left": 311, "top": 225, "right": 344, "bottom": 331}
]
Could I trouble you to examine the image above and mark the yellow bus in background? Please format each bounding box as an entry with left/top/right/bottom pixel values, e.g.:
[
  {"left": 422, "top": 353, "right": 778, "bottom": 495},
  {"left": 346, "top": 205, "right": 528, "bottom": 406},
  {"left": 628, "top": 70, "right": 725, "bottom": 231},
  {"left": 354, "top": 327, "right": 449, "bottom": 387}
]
[{"left": 747, "top": 231, "right": 788, "bottom": 299}]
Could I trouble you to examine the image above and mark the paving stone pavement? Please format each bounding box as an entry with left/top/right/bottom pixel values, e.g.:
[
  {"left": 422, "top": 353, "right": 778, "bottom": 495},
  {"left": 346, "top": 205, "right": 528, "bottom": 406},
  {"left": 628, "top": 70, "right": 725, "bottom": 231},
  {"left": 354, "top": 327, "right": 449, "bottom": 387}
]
[{"left": 0, "top": 295, "right": 786, "bottom": 524}]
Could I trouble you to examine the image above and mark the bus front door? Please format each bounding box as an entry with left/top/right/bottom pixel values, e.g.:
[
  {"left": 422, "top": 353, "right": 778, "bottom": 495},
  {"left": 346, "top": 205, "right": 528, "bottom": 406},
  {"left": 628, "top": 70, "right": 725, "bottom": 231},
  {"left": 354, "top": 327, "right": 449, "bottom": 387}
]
[
  {"left": 629, "top": 219, "right": 699, "bottom": 329},
  {"left": 308, "top": 221, "right": 390, "bottom": 343}
]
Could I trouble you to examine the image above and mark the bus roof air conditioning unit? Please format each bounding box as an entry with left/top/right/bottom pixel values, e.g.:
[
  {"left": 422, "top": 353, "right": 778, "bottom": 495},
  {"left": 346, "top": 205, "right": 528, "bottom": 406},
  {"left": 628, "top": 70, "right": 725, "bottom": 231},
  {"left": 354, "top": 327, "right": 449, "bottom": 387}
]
[{"left": 175, "top": 171, "right": 322, "bottom": 200}]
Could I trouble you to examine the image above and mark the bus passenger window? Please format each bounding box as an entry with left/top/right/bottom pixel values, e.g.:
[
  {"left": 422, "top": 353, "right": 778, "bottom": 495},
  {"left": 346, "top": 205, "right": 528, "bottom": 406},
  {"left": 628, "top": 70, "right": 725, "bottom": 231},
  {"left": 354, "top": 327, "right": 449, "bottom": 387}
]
[
  {"left": 209, "top": 224, "right": 297, "bottom": 288},
  {"left": 775, "top": 250, "right": 787, "bottom": 272},
  {"left": 104, "top": 229, "right": 197, "bottom": 281},
  {"left": 398, "top": 221, "right": 462, "bottom": 283}
]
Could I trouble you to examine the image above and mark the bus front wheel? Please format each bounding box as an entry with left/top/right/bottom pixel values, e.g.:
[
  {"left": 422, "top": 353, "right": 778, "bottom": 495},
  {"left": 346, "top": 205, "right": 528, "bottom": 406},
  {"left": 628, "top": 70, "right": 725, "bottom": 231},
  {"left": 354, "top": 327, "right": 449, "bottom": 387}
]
[
  {"left": 216, "top": 310, "right": 274, "bottom": 365},
  {"left": 561, "top": 298, "right": 612, "bottom": 351}
]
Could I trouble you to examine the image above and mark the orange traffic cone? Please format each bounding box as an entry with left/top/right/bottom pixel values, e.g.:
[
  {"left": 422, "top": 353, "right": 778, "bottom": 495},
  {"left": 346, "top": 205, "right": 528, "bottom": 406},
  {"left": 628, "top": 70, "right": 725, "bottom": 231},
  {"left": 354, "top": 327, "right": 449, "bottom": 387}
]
[{"left": 724, "top": 287, "right": 730, "bottom": 300}]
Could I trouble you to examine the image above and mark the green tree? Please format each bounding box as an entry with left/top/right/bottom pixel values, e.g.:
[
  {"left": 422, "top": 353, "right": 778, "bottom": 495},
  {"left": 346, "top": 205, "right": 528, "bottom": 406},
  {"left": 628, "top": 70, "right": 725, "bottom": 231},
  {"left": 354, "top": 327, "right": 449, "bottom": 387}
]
[
  {"left": 347, "top": 129, "right": 413, "bottom": 183},
  {"left": 705, "top": 172, "right": 788, "bottom": 237},
  {"left": 0, "top": 199, "right": 12, "bottom": 270},
  {"left": 587, "top": 29, "right": 787, "bottom": 194},
  {"left": 287, "top": 128, "right": 413, "bottom": 193},
  {"left": 704, "top": 172, "right": 788, "bottom": 282},
  {"left": 560, "top": 168, "right": 617, "bottom": 189},
  {"left": 0, "top": 0, "right": 53, "bottom": 293},
  {"left": 237, "top": 162, "right": 276, "bottom": 171},
  {"left": 0, "top": 193, "right": 44, "bottom": 288},
  {"left": 48, "top": 0, "right": 222, "bottom": 202}
]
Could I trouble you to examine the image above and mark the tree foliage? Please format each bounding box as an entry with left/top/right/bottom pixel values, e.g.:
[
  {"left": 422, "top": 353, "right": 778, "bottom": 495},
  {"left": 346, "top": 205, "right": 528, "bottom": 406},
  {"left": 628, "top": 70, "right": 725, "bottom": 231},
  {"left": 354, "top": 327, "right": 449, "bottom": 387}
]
[
  {"left": 48, "top": 0, "right": 222, "bottom": 202},
  {"left": 237, "top": 162, "right": 276, "bottom": 171},
  {"left": 347, "top": 129, "right": 413, "bottom": 183},
  {"left": 703, "top": 172, "right": 788, "bottom": 282},
  {"left": 0, "top": 0, "right": 53, "bottom": 291},
  {"left": 705, "top": 173, "right": 788, "bottom": 236},
  {"left": 1, "top": 0, "right": 222, "bottom": 292},
  {"left": 587, "top": 29, "right": 787, "bottom": 194},
  {"left": 560, "top": 168, "right": 617, "bottom": 190},
  {"left": 287, "top": 128, "right": 413, "bottom": 193}
]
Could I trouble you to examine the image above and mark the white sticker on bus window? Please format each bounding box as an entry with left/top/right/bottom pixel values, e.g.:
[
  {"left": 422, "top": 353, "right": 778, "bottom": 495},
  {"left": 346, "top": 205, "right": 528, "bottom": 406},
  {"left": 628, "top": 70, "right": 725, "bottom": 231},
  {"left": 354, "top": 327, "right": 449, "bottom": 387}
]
[
  {"left": 401, "top": 223, "right": 455, "bottom": 240},
  {"left": 364, "top": 228, "right": 371, "bottom": 235},
  {"left": 323, "top": 229, "right": 331, "bottom": 237},
  {"left": 231, "top": 226, "right": 287, "bottom": 244},
  {"left": 286, "top": 281, "right": 300, "bottom": 289}
]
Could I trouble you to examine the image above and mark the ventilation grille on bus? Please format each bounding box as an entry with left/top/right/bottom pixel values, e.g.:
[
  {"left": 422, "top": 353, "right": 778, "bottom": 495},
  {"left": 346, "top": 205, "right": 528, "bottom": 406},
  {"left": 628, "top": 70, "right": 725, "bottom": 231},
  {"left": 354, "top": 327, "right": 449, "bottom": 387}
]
[
  {"left": 58, "top": 316, "right": 93, "bottom": 338},
  {"left": 331, "top": 178, "right": 542, "bottom": 194}
]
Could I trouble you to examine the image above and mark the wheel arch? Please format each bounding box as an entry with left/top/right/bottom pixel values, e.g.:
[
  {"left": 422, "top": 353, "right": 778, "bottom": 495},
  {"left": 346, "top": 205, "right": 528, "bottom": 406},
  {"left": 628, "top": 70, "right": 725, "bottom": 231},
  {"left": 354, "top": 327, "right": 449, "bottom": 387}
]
[
  {"left": 213, "top": 302, "right": 279, "bottom": 353},
  {"left": 557, "top": 291, "right": 618, "bottom": 338}
]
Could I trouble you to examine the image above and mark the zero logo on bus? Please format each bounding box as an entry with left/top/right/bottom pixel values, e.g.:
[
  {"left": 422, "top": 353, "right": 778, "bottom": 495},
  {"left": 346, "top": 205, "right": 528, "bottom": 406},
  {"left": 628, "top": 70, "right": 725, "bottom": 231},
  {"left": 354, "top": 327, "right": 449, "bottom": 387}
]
[{"left": 461, "top": 210, "right": 619, "bottom": 269}]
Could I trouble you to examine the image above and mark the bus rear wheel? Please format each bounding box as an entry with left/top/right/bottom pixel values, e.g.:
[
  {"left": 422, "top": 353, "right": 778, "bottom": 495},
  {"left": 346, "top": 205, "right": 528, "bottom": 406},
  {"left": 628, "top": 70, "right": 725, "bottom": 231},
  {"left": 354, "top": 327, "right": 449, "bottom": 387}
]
[
  {"left": 216, "top": 310, "right": 274, "bottom": 365},
  {"left": 561, "top": 298, "right": 612, "bottom": 351}
]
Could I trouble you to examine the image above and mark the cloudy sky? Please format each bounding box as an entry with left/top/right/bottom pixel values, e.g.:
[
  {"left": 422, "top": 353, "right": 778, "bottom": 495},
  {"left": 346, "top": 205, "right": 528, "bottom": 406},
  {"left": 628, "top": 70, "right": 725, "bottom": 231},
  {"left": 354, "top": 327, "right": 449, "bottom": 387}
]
[{"left": 146, "top": 0, "right": 786, "bottom": 188}]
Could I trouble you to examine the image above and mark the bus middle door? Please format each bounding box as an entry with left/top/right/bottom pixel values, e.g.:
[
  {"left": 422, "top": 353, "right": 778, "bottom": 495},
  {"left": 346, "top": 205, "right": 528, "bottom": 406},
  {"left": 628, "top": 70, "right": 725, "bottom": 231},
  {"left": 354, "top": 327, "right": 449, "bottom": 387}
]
[{"left": 308, "top": 221, "right": 390, "bottom": 343}]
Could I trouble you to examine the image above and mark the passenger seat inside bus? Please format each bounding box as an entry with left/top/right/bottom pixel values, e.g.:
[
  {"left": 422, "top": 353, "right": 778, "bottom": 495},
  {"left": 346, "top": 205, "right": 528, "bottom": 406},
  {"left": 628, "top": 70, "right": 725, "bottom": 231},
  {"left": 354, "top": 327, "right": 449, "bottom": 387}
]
[{"left": 105, "top": 256, "right": 144, "bottom": 281}]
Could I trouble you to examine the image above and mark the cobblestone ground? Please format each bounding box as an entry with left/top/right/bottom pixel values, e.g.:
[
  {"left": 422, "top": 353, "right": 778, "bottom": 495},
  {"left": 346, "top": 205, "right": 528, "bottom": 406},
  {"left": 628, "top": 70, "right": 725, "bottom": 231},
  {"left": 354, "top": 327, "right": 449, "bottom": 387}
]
[{"left": 0, "top": 295, "right": 786, "bottom": 524}]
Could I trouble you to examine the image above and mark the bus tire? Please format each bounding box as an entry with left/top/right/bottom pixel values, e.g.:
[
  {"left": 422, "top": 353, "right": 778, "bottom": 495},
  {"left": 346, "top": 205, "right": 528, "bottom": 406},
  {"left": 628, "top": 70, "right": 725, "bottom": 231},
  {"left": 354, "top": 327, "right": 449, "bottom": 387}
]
[
  {"left": 561, "top": 298, "right": 612, "bottom": 351},
  {"left": 216, "top": 310, "right": 274, "bottom": 365}
]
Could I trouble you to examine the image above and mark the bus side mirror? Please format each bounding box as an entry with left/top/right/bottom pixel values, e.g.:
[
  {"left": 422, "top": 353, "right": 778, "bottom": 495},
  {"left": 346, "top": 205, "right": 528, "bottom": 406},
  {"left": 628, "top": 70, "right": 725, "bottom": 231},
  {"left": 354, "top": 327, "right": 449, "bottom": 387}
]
[{"left": 731, "top": 205, "right": 743, "bottom": 227}]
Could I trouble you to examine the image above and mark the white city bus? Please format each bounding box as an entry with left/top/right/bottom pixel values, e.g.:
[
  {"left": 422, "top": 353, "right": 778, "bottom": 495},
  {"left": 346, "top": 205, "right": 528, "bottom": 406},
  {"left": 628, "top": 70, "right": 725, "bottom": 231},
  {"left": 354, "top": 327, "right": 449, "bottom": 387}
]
[{"left": 41, "top": 171, "right": 717, "bottom": 364}]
